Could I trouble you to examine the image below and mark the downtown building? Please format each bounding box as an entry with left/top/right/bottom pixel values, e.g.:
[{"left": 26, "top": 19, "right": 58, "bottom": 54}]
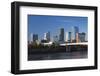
[
  {"left": 43, "top": 31, "right": 50, "bottom": 42},
  {"left": 59, "top": 28, "right": 64, "bottom": 43},
  {"left": 33, "top": 34, "right": 38, "bottom": 42},
  {"left": 78, "top": 32, "right": 86, "bottom": 42},
  {"left": 29, "top": 33, "right": 39, "bottom": 45},
  {"left": 53, "top": 35, "right": 59, "bottom": 43},
  {"left": 72, "top": 26, "right": 79, "bottom": 42},
  {"left": 30, "top": 33, "right": 38, "bottom": 42},
  {"left": 65, "top": 32, "right": 72, "bottom": 43}
]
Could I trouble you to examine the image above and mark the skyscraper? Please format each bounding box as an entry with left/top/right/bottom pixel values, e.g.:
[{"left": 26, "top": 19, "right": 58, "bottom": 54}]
[
  {"left": 65, "top": 32, "right": 72, "bottom": 42},
  {"left": 53, "top": 35, "right": 59, "bottom": 42},
  {"left": 33, "top": 34, "right": 38, "bottom": 42},
  {"left": 30, "top": 33, "right": 33, "bottom": 43},
  {"left": 79, "top": 32, "right": 86, "bottom": 42},
  {"left": 65, "top": 32, "right": 68, "bottom": 42},
  {"left": 72, "top": 26, "right": 79, "bottom": 42},
  {"left": 44, "top": 31, "right": 50, "bottom": 42},
  {"left": 59, "top": 28, "right": 64, "bottom": 42},
  {"left": 76, "top": 33, "right": 79, "bottom": 43}
]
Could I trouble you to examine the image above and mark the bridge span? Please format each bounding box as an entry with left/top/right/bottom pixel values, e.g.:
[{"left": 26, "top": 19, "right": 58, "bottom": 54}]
[
  {"left": 60, "top": 42, "right": 88, "bottom": 52},
  {"left": 60, "top": 42, "right": 88, "bottom": 46}
]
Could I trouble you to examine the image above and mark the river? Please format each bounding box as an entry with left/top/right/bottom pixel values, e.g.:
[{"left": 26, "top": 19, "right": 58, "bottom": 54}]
[{"left": 28, "top": 50, "right": 87, "bottom": 61}]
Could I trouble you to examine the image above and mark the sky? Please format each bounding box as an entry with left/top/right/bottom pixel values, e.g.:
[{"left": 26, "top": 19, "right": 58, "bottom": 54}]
[{"left": 28, "top": 15, "right": 88, "bottom": 41}]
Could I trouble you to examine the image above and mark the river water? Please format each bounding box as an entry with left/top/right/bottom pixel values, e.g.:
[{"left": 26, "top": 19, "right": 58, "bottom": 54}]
[{"left": 28, "top": 50, "right": 87, "bottom": 61}]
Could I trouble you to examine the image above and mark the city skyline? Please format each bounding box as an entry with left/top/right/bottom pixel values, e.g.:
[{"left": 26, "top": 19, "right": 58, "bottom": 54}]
[{"left": 28, "top": 15, "right": 88, "bottom": 41}]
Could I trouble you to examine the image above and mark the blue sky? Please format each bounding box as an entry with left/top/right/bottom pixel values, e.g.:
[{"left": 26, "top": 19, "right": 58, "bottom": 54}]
[{"left": 28, "top": 15, "right": 88, "bottom": 41}]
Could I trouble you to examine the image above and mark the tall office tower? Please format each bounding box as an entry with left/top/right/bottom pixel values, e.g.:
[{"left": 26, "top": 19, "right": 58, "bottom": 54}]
[
  {"left": 59, "top": 28, "right": 64, "bottom": 42},
  {"left": 72, "top": 26, "right": 79, "bottom": 42},
  {"left": 53, "top": 35, "right": 59, "bottom": 42},
  {"left": 44, "top": 33, "right": 47, "bottom": 40},
  {"left": 65, "top": 32, "right": 72, "bottom": 42},
  {"left": 65, "top": 32, "right": 68, "bottom": 42},
  {"left": 33, "top": 34, "right": 38, "bottom": 42},
  {"left": 76, "top": 33, "right": 79, "bottom": 43},
  {"left": 69, "top": 32, "right": 72, "bottom": 42},
  {"left": 79, "top": 32, "right": 86, "bottom": 42},
  {"left": 44, "top": 32, "right": 50, "bottom": 42},
  {"left": 30, "top": 33, "right": 33, "bottom": 43}
]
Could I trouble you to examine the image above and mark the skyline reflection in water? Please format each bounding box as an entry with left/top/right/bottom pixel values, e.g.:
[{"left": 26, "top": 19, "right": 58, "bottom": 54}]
[{"left": 28, "top": 50, "right": 87, "bottom": 61}]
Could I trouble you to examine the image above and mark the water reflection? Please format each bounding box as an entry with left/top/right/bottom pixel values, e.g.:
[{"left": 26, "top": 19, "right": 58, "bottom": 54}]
[{"left": 28, "top": 50, "right": 87, "bottom": 61}]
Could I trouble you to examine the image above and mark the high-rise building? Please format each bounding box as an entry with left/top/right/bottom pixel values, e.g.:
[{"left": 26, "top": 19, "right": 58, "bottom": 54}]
[
  {"left": 30, "top": 33, "right": 33, "bottom": 43},
  {"left": 59, "top": 28, "right": 64, "bottom": 42},
  {"left": 33, "top": 34, "right": 38, "bottom": 42},
  {"left": 44, "top": 33, "right": 46, "bottom": 40},
  {"left": 76, "top": 33, "right": 79, "bottom": 43},
  {"left": 65, "top": 32, "right": 72, "bottom": 42},
  {"left": 79, "top": 32, "right": 86, "bottom": 42},
  {"left": 68, "top": 32, "right": 72, "bottom": 42},
  {"left": 53, "top": 35, "right": 59, "bottom": 42},
  {"left": 44, "top": 32, "right": 50, "bottom": 42},
  {"left": 65, "top": 32, "right": 68, "bottom": 42},
  {"left": 72, "top": 26, "right": 79, "bottom": 42}
]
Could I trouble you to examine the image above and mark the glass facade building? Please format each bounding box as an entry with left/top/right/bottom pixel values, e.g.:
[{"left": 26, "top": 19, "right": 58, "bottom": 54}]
[
  {"left": 59, "top": 28, "right": 64, "bottom": 42},
  {"left": 33, "top": 34, "right": 38, "bottom": 42},
  {"left": 79, "top": 32, "right": 86, "bottom": 42},
  {"left": 72, "top": 26, "right": 79, "bottom": 42},
  {"left": 65, "top": 32, "right": 72, "bottom": 42},
  {"left": 44, "top": 32, "right": 50, "bottom": 42}
]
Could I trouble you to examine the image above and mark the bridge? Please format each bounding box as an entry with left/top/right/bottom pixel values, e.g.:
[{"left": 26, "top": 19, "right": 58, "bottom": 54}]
[
  {"left": 60, "top": 42, "right": 88, "bottom": 52},
  {"left": 60, "top": 42, "right": 88, "bottom": 46}
]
